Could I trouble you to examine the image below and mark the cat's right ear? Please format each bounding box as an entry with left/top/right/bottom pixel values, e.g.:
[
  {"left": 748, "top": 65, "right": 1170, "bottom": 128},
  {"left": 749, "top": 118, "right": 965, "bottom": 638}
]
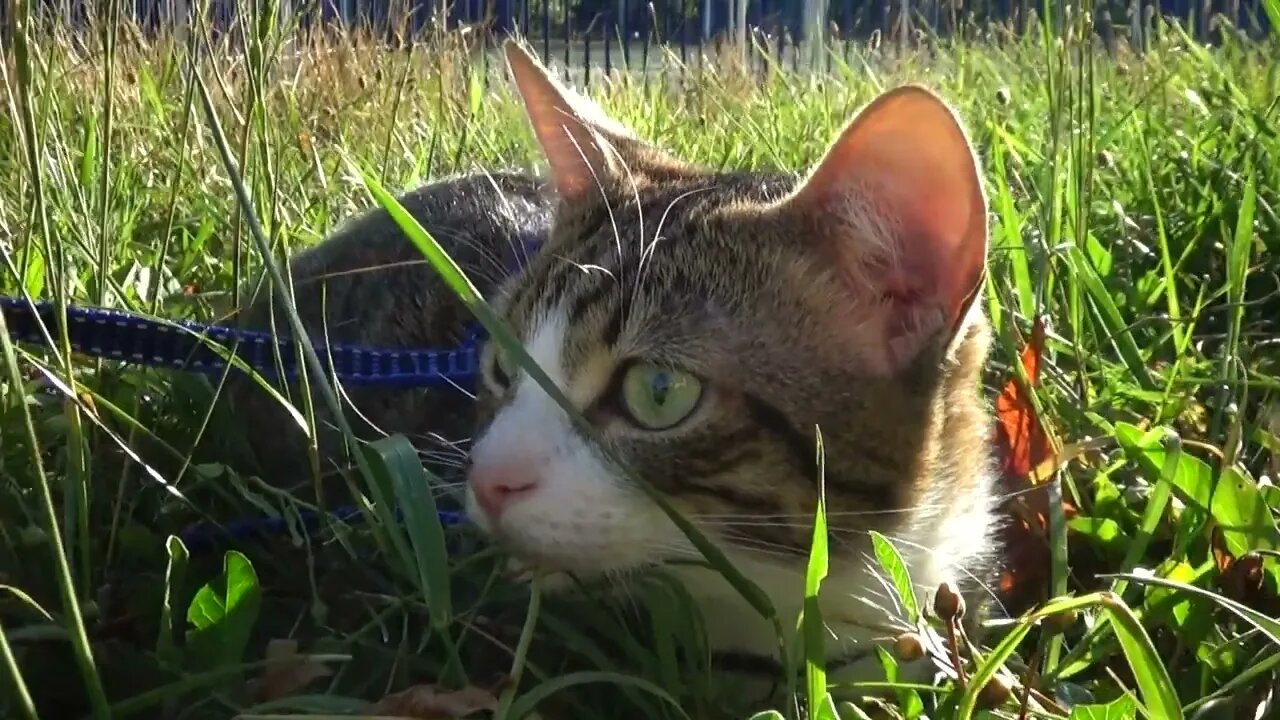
[
  {"left": 504, "top": 40, "right": 630, "bottom": 204},
  {"left": 776, "top": 85, "right": 989, "bottom": 377}
]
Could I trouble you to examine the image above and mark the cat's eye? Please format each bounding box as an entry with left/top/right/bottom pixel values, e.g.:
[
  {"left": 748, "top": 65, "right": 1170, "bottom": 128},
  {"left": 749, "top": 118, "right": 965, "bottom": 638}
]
[{"left": 618, "top": 363, "right": 703, "bottom": 431}]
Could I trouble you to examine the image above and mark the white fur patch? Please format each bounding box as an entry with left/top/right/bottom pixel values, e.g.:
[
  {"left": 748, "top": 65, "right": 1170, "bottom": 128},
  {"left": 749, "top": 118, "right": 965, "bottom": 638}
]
[{"left": 466, "top": 306, "right": 685, "bottom": 575}]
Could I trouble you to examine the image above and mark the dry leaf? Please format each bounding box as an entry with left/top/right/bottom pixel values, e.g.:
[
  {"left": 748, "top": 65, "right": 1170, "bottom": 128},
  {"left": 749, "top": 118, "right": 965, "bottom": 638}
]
[
  {"left": 989, "top": 317, "right": 1080, "bottom": 614},
  {"left": 249, "top": 639, "right": 333, "bottom": 703},
  {"left": 372, "top": 683, "right": 499, "bottom": 719},
  {"left": 993, "top": 316, "right": 1056, "bottom": 484}
]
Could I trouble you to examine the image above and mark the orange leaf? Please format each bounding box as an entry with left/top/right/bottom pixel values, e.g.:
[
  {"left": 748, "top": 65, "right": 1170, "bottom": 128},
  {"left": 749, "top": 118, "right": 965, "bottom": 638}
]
[
  {"left": 993, "top": 316, "right": 1054, "bottom": 485},
  {"left": 989, "top": 316, "right": 1081, "bottom": 613}
]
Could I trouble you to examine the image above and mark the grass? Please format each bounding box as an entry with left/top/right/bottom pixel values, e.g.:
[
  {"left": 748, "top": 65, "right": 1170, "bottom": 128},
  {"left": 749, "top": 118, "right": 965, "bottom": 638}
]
[{"left": 2, "top": 4, "right": 1280, "bottom": 719}]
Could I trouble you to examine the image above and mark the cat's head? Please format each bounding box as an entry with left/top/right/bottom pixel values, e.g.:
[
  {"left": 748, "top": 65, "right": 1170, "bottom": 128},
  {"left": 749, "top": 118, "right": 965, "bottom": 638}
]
[{"left": 464, "top": 42, "right": 995, "bottom": 590}]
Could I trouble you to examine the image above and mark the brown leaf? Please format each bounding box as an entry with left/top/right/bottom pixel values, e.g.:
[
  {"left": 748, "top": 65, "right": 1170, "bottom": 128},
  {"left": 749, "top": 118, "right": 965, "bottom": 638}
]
[
  {"left": 372, "top": 683, "right": 499, "bottom": 719},
  {"left": 249, "top": 639, "right": 333, "bottom": 703},
  {"left": 1212, "top": 526, "right": 1279, "bottom": 615}
]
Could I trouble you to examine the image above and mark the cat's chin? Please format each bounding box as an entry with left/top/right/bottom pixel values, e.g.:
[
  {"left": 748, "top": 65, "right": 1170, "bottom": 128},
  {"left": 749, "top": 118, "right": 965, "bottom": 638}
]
[{"left": 494, "top": 554, "right": 656, "bottom": 591}]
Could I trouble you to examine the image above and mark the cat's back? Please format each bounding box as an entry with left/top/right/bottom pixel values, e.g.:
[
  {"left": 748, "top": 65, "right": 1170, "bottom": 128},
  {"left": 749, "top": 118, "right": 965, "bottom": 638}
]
[
  {"left": 223, "top": 170, "right": 554, "bottom": 481},
  {"left": 254, "top": 170, "right": 554, "bottom": 348},
  {"left": 294, "top": 172, "right": 549, "bottom": 302}
]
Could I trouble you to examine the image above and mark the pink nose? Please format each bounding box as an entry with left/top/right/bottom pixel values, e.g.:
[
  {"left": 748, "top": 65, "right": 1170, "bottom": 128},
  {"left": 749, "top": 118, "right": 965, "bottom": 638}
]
[{"left": 470, "top": 463, "right": 540, "bottom": 520}]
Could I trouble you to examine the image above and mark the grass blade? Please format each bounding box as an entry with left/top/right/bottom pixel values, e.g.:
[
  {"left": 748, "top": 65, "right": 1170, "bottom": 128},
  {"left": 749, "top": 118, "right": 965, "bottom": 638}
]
[
  {"left": 0, "top": 616, "right": 39, "bottom": 720},
  {"left": 505, "top": 670, "right": 692, "bottom": 720},
  {"left": 1064, "top": 245, "right": 1155, "bottom": 391},
  {"left": 958, "top": 592, "right": 1112, "bottom": 719},
  {"left": 156, "top": 535, "right": 190, "bottom": 669},
  {"left": 0, "top": 275, "right": 109, "bottom": 720},
  {"left": 1098, "top": 592, "right": 1183, "bottom": 720},
  {"left": 803, "top": 429, "right": 831, "bottom": 711},
  {"left": 367, "top": 435, "right": 454, "bottom": 631}
]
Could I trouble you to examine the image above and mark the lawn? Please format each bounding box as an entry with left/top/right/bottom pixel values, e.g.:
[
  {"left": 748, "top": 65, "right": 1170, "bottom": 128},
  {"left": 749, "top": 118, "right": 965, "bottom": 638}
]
[{"left": 2, "top": 7, "right": 1279, "bottom": 720}]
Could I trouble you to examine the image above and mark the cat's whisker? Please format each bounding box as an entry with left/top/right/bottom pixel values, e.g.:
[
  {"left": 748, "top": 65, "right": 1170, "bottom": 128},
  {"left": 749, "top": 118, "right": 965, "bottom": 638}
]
[
  {"left": 415, "top": 447, "right": 470, "bottom": 462},
  {"left": 479, "top": 169, "right": 539, "bottom": 274},
  {"left": 610, "top": 144, "right": 645, "bottom": 292},
  {"left": 437, "top": 373, "right": 477, "bottom": 401},
  {"left": 690, "top": 505, "right": 953, "bottom": 520},
  {"left": 605, "top": 568, "right": 646, "bottom": 618},
  {"left": 839, "top": 529, "right": 1011, "bottom": 619},
  {"left": 714, "top": 532, "right": 811, "bottom": 560},
  {"left": 634, "top": 187, "right": 712, "bottom": 307}
]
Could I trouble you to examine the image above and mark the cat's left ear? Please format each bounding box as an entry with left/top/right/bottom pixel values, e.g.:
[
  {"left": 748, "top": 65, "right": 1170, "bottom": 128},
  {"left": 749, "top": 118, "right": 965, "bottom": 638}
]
[
  {"left": 779, "top": 85, "right": 988, "bottom": 376},
  {"left": 504, "top": 40, "right": 635, "bottom": 204}
]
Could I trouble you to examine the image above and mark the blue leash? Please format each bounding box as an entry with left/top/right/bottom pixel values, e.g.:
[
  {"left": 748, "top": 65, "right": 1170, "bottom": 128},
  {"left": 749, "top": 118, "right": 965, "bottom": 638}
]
[
  {"left": 0, "top": 295, "right": 484, "bottom": 390},
  {"left": 0, "top": 294, "right": 488, "bottom": 554}
]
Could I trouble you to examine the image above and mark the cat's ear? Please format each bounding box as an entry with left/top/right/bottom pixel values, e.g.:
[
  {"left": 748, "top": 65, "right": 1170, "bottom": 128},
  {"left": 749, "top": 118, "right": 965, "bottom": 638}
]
[
  {"left": 781, "top": 85, "right": 988, "bottom": 376},
  {"left": 504, "top": 40, "right": 632, "bottom": 203}
]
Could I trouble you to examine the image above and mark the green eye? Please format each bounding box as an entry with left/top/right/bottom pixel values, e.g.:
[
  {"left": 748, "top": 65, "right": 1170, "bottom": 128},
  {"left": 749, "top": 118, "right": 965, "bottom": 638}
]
[{"left": 619, "top": 363, "right": 703, "bottom": 430}]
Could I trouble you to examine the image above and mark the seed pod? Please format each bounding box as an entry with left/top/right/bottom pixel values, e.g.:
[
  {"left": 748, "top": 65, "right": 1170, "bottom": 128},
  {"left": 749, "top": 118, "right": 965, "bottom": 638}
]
[
  {"left": 976, "top": 675, "right": 1013, "bottom": 709},
  {"left": 1043, "top": 609, "right": 1077, "bottom": 636},
  {"left": 894, "top": 632, "right": 926, "bottom": 662},
  {"left": 934, "top": 581, "right": 965, "bottom": 622}
]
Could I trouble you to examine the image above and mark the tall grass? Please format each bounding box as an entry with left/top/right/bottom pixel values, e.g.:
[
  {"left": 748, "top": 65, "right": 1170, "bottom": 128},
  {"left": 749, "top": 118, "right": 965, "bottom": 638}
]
[{"left": 1, "top": 7, "right": 1279, "bottom": 720}]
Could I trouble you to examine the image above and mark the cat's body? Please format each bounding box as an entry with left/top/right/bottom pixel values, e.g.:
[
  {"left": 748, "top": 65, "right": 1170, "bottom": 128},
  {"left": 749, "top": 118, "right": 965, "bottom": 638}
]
[
  {"left": 230, "top": 41, "right": 1004, "bottom": 697},
  {"left": 227, "top": 171, "right": 555, "bottom": 482}
]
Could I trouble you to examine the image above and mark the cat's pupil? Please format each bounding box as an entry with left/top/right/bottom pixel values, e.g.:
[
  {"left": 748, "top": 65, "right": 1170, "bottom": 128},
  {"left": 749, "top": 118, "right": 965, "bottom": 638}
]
[{"left": 650, "top": 371, "right": 674, "bottom": 405}]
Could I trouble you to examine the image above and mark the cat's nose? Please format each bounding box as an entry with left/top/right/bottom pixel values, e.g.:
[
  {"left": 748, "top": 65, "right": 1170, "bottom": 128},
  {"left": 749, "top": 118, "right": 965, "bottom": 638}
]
[{"left": 469, "top": 463, "right": 540, "bottom": 520}]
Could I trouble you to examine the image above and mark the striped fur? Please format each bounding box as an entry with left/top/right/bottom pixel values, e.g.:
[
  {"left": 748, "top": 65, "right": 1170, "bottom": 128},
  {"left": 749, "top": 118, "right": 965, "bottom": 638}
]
[{"left": 465, "top": 42, "right": 1004, "bottom": 686}]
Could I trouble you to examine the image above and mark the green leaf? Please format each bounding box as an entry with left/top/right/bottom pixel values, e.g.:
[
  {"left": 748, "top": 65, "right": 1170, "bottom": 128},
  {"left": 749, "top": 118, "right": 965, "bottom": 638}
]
[
  {"left": 1210, "top": 467, "right": 1280, "bottom": 556},
  {"left": 811, "top": 693, "right": 840, "bottom": 720},
  {"left": 368, "top": 435, "right": 453, "bottom": 628},
  {"left": 1143, "top": 561, "right": 1212, "bottom": 646},
  {"left": 836, "top": 701, "right": 875, "bottom": 720},
  {"left": 804, "top": 429, "right": 831, "bottom": 711},
  {"left": 1115, "top": 423, "right": 1280, "bottom": 556},
  {"left": 1100, "top": 593, "right": 1183, "bottom": 720},
  {"left": 868, "top": 531, "right": 919, "bottom": 624},
  {"left": 21, "top": 248, "right": 44, "bottom": 298},
  {"left": 184, "top": 551, "right": 261, "bottom": 673},
  {"left": 1068, "top": 694, "right": 1139, "bottom": 720},
  {"left": 156, "top": 535, "right": 189, "bottom": 669},
  {"left": 1068, "top": 516, "right": 1125, "bottom": 559}
]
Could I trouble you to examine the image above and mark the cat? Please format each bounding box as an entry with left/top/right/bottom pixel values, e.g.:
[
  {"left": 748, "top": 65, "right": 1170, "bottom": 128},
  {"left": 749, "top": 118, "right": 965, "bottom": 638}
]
[
  {"left": 230, "top": 39, "right": 1003, "bottom": 697},
  {"left": 463, "top": 41, "right": 1002, "bottom": 689}
]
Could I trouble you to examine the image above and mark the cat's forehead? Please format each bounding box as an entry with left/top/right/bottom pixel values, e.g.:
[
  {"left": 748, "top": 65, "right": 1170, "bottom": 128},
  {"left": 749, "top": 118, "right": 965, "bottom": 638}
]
[
  {"left": 575, "top": 172, "right": 793, "bottom": 264},
  {"left": 496, "top": 171, "right": 798, "bottom": 342}
]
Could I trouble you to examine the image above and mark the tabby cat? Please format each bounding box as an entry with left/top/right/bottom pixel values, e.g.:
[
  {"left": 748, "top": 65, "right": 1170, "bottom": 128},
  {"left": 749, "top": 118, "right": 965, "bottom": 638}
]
[{"left": 232, "top": 40, "right": 1002, "bottom": 690}]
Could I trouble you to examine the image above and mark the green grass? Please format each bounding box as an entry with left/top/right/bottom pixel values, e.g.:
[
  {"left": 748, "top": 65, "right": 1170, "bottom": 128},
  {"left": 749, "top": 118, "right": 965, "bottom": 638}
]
[{"left": 2, "top": 5, "right": 1280, "bottom": 719}]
